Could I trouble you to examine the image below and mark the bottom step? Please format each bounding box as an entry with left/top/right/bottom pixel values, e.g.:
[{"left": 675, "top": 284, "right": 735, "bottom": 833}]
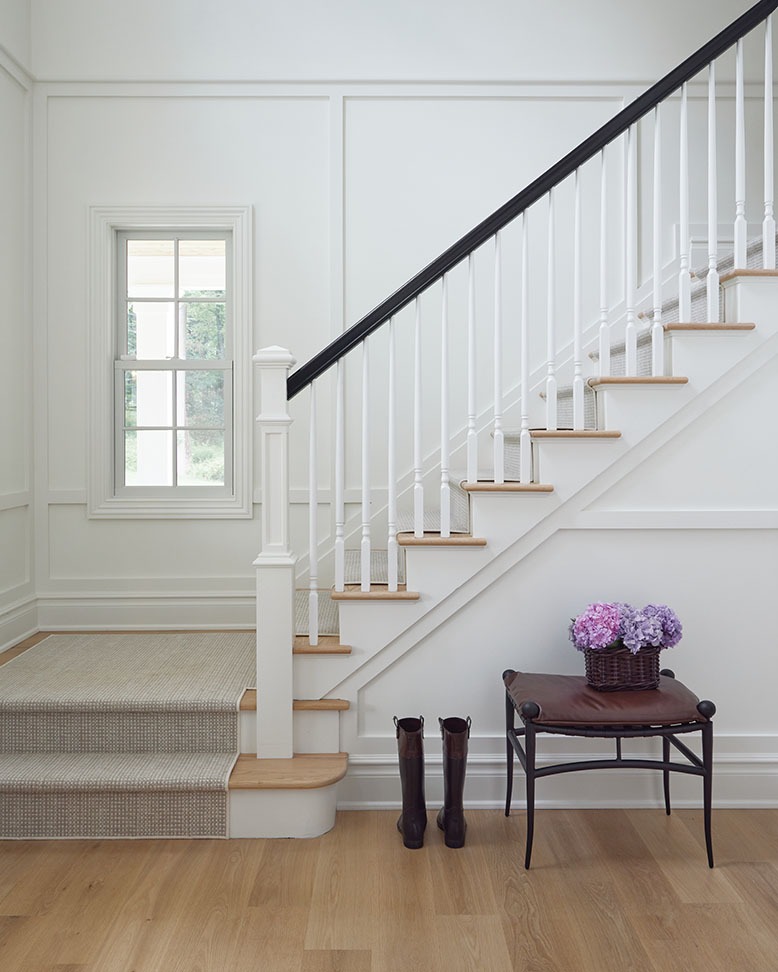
[{"left": 228, "top": 753, "right": 348, "bottom": 838}]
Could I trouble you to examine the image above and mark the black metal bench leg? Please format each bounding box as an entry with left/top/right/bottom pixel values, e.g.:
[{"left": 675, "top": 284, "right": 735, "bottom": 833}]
[
  {"left": 505, "top": 690, "right": 514, "bottom": 817},
  {"left": 524, "top": 722, "right": 536, "bottom": 869},
  {"left": 701, "top": 719, "right": 714, "bottom": 868},
  {"left": 662, "top": 735, "right": 671, "bottom": 815}
]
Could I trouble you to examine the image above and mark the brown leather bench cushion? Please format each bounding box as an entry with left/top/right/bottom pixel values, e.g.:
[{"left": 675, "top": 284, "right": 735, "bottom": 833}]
[{"left": 504, "top": 671, "right": 705, "bottom": 727}]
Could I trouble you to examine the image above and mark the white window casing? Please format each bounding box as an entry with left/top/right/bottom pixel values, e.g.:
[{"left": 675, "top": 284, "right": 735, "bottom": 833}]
[{"left": 87, "top": 206, "right": 253, "bottom": 518}]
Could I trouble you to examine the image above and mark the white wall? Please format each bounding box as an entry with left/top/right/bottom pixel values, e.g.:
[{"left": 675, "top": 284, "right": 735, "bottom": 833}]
[
  {"left": 0, "top": 0, "right": 30, "bottom": 71},
  {"left": 29, "top": 0, "right": 752, "bottom": 83},
  {"left": 23, "top": 0, "right": 775, "bottom": 630},
  {"left": 0, "top": 42, "right": 33, "bottom": 648}
]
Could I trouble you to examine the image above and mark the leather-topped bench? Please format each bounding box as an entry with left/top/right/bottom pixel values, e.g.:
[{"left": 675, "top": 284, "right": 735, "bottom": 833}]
[{"left": 503, "top": 668, "right": 716, "bottom": 869}]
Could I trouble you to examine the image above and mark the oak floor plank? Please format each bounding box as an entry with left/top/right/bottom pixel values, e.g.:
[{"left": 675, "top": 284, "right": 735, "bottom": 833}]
[
  {"left": 0, "top": 810, "right": 777, "bottom": 972},
  {"left": 304, "top": 808, "right": 380, "bottom": 951},
  {"left": 624, "top": 809, "right": 743, "bottom": 905},
  {"left": 301, "top": 950, "right": 373, "bottom": 972},
  {"left": 434, "top": 914, "right": 513, "bottom": 972},
  {"left": 372, "top": 812, "right": 442, "bottom": 972}
]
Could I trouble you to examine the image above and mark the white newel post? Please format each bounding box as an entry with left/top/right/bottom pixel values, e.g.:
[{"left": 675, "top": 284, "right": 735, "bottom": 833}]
[{"left": 254, "top": 346, "right": 296, "bottom": 760}]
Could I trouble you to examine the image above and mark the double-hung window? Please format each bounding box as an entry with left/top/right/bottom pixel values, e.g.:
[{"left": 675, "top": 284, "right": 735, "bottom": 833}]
[
  {"left": 117, "top": 232, "right": 232, "bottom": 494},
  {"left": 88, "top": 206, "right": 252, "bottom": 518}
]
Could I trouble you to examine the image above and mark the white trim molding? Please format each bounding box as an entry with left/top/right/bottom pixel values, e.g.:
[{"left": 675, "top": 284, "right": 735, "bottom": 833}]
[{"left": 87, "top": 205, "right": 253, "bottom": 518}]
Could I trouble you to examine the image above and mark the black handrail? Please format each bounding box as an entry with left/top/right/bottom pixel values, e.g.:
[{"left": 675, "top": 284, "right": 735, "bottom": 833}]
[{"left": 288, "top": 0, "right": 778, "bottom": 399}]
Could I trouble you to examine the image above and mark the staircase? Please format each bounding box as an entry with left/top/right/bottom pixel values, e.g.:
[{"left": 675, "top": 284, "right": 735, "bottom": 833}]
[{"left": 246, "top": 0, "right": 778, "bottom": 836}]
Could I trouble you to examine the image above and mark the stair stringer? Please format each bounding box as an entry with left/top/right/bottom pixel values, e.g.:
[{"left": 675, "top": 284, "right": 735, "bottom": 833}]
[{"left": 325, "top": 326, "right": 778, "bottom": 737}]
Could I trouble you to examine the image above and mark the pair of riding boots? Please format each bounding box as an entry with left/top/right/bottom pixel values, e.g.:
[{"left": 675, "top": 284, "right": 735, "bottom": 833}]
[{"left": 394, "top": 715, "right": 471, "bottom": 849}]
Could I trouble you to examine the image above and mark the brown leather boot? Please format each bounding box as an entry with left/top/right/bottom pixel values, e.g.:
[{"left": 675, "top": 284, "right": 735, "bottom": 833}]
[
  {"left": 436, "top": 716, "right": 471, "bottom": 848},
  {"left": 394, "top": 716, "right": 427, "bottom": 849}
]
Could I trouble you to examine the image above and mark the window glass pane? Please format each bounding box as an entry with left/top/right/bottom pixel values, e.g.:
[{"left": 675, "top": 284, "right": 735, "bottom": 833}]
[
  {"left": 177, "top": 430, "right": 225, "bottom": 485},
  {"left": 179, "top": 239, "right": 226, "bottom": 298},
  {"left": 128, "top": 302, "right": 175, "bottom": 358},
  {"left": 125, "top": 430, "right": 174, "bottom": 486},
  {"left": 127, "top": 370, "right": 174, "bottom": 427},
  {"left": 180, "top": 302, "right": 225, "bottom": 359},
  {"left": 178, "top": 370, "right": 225, "bottom": 427},
  {"left": 127, "top": 240, "right": 174, "bottom": 298}
]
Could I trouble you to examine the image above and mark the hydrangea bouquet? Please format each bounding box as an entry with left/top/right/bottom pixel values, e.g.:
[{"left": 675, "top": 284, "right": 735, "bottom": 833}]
[{"left": 569, "top": 602, "right": 682, "bottom": 655}]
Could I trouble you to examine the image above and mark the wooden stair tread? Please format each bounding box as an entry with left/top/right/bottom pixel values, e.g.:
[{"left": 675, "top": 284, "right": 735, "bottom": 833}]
[
  {"left": 229, "top": 753, "right": 348, "bottom": 790},
  {"left": 720, "top": 269, "right": 778, "bottom": 282},
  {"left": 240, "top": 690, "right": 350, "bottom": 712},
  {"left": 460, "top": 482, "right": 554, "bottom": 493},
  {"left": 397, "top": 533, "right": 487, "bottom": 546},
  {"left": 331, "top": 585, "right": 420, "bottom": 600},
  {"left": 293, "top": 698, "right": 350, "bottom": 711},
  {"left": 588, "top": 376, "right": 688, "bottom": 387},
  {"left": 530, "top": 429, "right": 621, "bottom": 438},
  {"left": 293, "top": 635, "right": 351, "bottom": 655},
  {"left": 663, "top": 322, "right": 756, "bottom": 331}
]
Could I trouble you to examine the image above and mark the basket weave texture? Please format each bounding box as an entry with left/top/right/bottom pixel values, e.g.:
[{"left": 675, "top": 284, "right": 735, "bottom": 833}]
[{"left": 583, "top": 643, "right": 660, "bottom": 692}]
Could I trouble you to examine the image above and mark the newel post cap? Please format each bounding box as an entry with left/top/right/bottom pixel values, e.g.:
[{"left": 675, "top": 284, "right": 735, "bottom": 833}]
[
  {"left": 253, "top": 346, "right": 296, "bottom": 369},
  {"left": 254, "top": 347, "right": 296, "bottom": 419}
]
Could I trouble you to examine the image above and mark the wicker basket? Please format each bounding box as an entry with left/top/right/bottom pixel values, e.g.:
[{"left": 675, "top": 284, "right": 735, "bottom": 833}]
[{"left": 583, "top": 643, "right": 660, "bottom": 692}]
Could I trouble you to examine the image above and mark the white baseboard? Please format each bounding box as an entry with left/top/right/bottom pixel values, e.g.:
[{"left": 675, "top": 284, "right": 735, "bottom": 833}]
[
  {"left": 0, "top": 596, "right": 38, "bottom": 653},
  {"left": 339, "top": 742, "right": 778, "bottom": 810},
  {"left": 36, "top": 593, "right": 256, "bottom": 630}
]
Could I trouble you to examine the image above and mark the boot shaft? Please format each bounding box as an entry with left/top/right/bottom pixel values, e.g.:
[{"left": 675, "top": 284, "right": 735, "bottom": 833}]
[{"left": 394, "top": 715, "right": 427, "bottom": 849}]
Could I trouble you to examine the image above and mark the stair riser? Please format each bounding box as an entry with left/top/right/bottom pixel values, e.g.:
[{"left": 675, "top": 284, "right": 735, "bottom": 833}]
[
  {"left": 723, "top": 275, "right": 778, "bottom": 337},
  {"left": 293, "top": 654, "right": 356, "bottom": 700},
  {"left": 668, "top": 332, "right": 759, "bottom": 386},
  {"left": 0, "top": 712, "right": 237, "bottom": 754},
  {"left": 404, "top": 546, "right": 492, "bottom": 602},
  {"left": 0, "top": 790, "right": 228, "bottom": 840},
  {"left": 239, "top": 709, "right": 341, "bottom": 755},
  {"left": 534, "top": 439, "right": 627, "bottom": 497},
  {"left": 594, "top": 385, "right": 693, "bottom": 434},
  {"left": 229, "top": 785, "right": 338, "bottom": 838},
  {"left": 469, "top": 493, "right": 557, "bottom": 548},
  {"left": 336, "top": 599, "right": 425, "bottom": 652}
]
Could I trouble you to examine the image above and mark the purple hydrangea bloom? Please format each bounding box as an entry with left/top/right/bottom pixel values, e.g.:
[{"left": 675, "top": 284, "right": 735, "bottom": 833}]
[
  {"left": 570, "top": 601, "right": 682, "bottom": 654},
  {"left": 622, "top": 607, "right": 664, "bottom": 654},
  {"left": 644, "top": 603, "right": 683, "bottom": 648},
  {"left": 569, "top": 602, "right": 626, "bottom": 651}
]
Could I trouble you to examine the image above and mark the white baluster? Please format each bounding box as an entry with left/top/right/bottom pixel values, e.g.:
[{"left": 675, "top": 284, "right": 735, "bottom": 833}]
[
  {"left": 652, "top": 105, "right": 665, "bottom": 376},
  {"left": 546, "top": 189, "right": 558, "bottom": 427},
  {"left": 413, "top": 299, "right": 424, "bottom": 537},
  {"left": 520, "top": 213, "right": 532, "bottom": 481},
  {"left": 625, "top": 126, "right": 638, "bottom": 374},
  {"left": 440, "top": 275, "right": 451, "bottom": 537},
  {"left": 493, "top": 232, "right": 505, "bottom": 482},
  {"left": 707, "top": 61, "right": 719, "bottom": 322},
  {"left": 735, "top": 37, "right": 747, "bottom": 269},
  {"left": 466, "top": 254, "right": 478, "bottom": 483},
  {"left": 387, "top": 319, "right": 398, "bottom": 591},
  {"left": 360, "top": 340, "right": 371, "bottom": 591},
  {"left": 598, "top": 149, "right": 610, "bottom": 378},
  {"left": 334, "top": 358, "right": 345, "bottom": 592},
  {"left": 573, "top": 169, "right": 585, "bottom": 429},
  {"left": 679, "top": 83, "right": 692, "bottom": 321},
  {"left": 765, "top": 15, "right": 776, "bottom": 268},
  {"left": 308, "top": 384, "right": 319, "bottom": 645}
]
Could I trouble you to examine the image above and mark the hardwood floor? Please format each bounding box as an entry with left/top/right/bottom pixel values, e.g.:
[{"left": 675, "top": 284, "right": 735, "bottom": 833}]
[{"left": 0, "top": 809, "right": 776, "bottom": 971}]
